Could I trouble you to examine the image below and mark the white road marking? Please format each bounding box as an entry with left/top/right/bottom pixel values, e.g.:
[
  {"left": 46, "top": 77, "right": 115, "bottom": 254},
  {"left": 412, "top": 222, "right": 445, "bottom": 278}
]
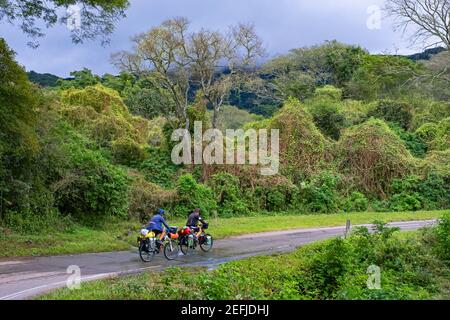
[
  {"left": 0, "top": 271, "right": 65, "bottom": 284},
  {"left": 0, "top": 261, "right": 27, "bottom": 266},
  {"left": 0, "top": 265, "right": 162, "bottom": 300}
]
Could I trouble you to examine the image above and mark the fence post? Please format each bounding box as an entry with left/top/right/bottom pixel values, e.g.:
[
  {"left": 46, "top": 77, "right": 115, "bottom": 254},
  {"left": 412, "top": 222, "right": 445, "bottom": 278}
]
[{"left": 345, "top": 219, "right": 351, "bottom": 238}]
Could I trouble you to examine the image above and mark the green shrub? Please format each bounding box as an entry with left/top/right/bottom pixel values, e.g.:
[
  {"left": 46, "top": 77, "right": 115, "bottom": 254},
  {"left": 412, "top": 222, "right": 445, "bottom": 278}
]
[
  {"left": 389, "top": 123, "right": 427, "bottom": 157},
  {"left": 342, "top": 192, "right": 369, "bottom": 212},
  {"left": 269, "top": 98, "right": 328, "bottom": 182},
  {"left": 367, "top": 100, "right": 413, "bottom": 130},
  {"left": 388, "top": 173, "right": 450, "bottom": 211},
  {"left": 209, "top": 173, "right": 249, "bottom": 217},
  {"left": 313, "top": 85, "right": 343, "bottom": 101},
  {"left": 433, "top": 212, "right": 450, "bottom": 262},
  {"left": 173, "top": 174, "right": 217, "bottom": 217},
  {"left": 127, "top": 173, "right": 177, "bottom": 222},
  {"left": 306, "top": 99, "right": 345, "bottom": 140},
  {"left": 111, "top": 137, "right": 147, "bottom": 165},
  {"left": 140, "top": 147, "right": 179, "bottom": 188},
  {"left": 53, "top": 147, "right": 130, "bottom": 221},
  {"left": 300, "top": 172, "right": 340, "bottom": 213},
  {"left": 336, "top": 118, "right": 414, "bottom": 198}
]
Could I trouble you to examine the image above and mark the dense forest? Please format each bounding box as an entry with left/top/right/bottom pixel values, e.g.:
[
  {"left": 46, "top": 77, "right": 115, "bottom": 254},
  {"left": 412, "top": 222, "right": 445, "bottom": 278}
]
[{"left": 1, "top": 22, "right": 450, "bottom": 233}]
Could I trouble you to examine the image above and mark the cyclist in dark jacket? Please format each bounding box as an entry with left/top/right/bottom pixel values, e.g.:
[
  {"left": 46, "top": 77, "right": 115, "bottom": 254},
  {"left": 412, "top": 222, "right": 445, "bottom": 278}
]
[{"left": 186, "top": 208, "right": 208, "bottom": 234}]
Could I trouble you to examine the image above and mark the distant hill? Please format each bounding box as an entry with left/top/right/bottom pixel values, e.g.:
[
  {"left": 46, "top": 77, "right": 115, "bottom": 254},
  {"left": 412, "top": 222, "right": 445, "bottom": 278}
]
[
  {"left": 405, "top": 47, "right": 446, "bottom": 61},
  {"left": 27, "top": 71, "right": 61, "bottom": 87}
]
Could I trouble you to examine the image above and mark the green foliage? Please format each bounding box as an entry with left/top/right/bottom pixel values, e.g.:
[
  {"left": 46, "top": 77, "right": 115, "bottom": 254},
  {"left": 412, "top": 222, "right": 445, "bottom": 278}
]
[
  {"left": 173, "top": 174, "right": 217, "bottom": 217},
  {"left": 346, "top": 55, "right": 421, "bottom": 101},
  {"left": 336, "top": 118, "right": 414, "bottom": 198},
  {"left": 214, "top": 105, "right": 263, "bottom": 131},
  {"left": 111, "top": 137, "right": 147, "bottom": 165},
  {"left": 313, "top": 85, "right": 343, "bottom": 101},
  {"left": 53, "top": 144, "right": 130, "bottom": 221},
  {"left": 389, "top": 123, "right": 427, "bottom": 157},
  {"left": 1, "top": 0, "right": 129, "bottom": 46},
  {"left": 209, "top": 173, "right": 249, "bottom": 217},
  {"left": 0, "top": 38, "right": 40, "bottom": 219},
  {"left": 388, "top": 173, "right": 450, "bottom": 211},
  {"left": 305, "top": 96, "right": 345, "bottom": 140},
  {"left": 430, "top": 212, "right": 450, "bottom": 262},
  {"left": 343, "top": 192, "right": 369, "bottom": 212},
  {"left": 299, "top": 172, "right": 341, "bottom": 213},
  {"left": 269, "top": 98, "right": 328, "bottom": 182},
  {"left": 272, "top": 71, "right": 316, "bottom": 101},
  {"left": 367, "top": 100, "right": 413, "bottom": 130},
  {"left": 139, "top": 147, "right": 179, "bottom": 188},
  {"left": 27, "top": 71, "right": 60, "bottom": 87},
  {"left": 58, "top": 69, "right": 101, "bottom": 89}
]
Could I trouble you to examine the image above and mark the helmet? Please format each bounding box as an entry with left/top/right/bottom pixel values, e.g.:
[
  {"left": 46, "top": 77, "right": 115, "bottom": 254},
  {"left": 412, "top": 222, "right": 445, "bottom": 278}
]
[{"left": 157, "top": 208, "right": 165, "bottom": 215}]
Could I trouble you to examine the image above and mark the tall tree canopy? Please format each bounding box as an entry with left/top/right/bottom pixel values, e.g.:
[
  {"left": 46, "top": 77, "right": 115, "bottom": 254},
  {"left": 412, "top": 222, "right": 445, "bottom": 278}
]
[
  {"left": 0, "top": 0, "right": 129, "bottom": 47},
  {"left": 112, "top": 17, "right": 265, "bottom": 129}
]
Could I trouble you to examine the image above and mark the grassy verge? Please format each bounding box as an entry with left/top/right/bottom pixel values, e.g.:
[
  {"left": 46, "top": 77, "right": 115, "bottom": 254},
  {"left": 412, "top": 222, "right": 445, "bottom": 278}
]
[
  {"left": 38, "top": 218, "right": 450, "bottom": 300},
  {"left": 1, "top": 210, "right": 445, "bottom": 258}
]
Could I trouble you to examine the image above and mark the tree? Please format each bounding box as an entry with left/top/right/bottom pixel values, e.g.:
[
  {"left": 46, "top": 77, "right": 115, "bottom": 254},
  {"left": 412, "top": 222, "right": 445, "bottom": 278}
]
[
  {"left": 386, "top": 0, "right": 450, "bottom": 50},
  {"left": 346, "top": 55, "right": 422, "bottom": 100},
  {"left": 58, "top": 68, "right": 101, "bottom": 89},
  {"left": 112, "top": 17, "right": 265, "bottom": 129},
  {"left": 0, "top": 0, "right": 129, "bottom": 47},
  {"left": 0, "top": 38, "right": 39, "bottom": 219},
  {"left": 262, "top": 41, "right": 367, "bottom": 101}
]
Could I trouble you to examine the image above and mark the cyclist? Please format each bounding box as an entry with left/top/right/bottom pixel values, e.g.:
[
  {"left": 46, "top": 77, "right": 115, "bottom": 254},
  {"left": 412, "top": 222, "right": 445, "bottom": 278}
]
[
  {"left": 186, "top": 208, "right": 208, "bottom": 238},
  {"left": 146, "top": 208, "right": 170, "bottom": 247}
]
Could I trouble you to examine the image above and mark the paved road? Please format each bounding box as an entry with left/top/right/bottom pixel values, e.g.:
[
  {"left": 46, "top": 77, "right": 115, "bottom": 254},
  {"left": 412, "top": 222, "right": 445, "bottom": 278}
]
[{"left": 0, "top": 220, "right": 436, "bottom": 300}]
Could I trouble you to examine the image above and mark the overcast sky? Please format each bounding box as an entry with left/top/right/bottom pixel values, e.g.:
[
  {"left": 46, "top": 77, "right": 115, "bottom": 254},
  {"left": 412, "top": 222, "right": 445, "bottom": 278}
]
[{"left": 0, "top": 0, "right": 421, "bottom": 77}]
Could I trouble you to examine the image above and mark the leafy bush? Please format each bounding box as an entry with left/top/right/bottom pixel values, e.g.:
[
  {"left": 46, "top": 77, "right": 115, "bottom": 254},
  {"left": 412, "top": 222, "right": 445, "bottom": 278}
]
[
  {"left": 299, "top": 172, "right": 340, "bottom": 213},
  {"left": 389, "top": 123, "right": 427, "bottom": 157},
  {"left": 367, "top": 100, "right": 413, "bottom": 130},
  {"left": 127, "top": 173, "right": 177, "bottom": 222},
  {"left": 388, "top": 173, "right": 450, "bottom": 211},
  {"left": 209, "top": 173, "right": 249, "bottom": 217},
  {"left": 432, "top": 212, "right": 450, "bottom": 262},
  {"left": 140, "top": 147, "right": 179, "bottom": 188},
  {"left": 342, "top": 192, "right": 369, "bottom": 212},
  {"left": 53, "top": 147, "right": 130, "bottom": 221},
  {"left": 306, "top": 99, "right": 345, "bottom": 140},
  {"left": 173, "top": 174, "right": 217, "bottom": 217},
  {"left": 336, "top": 118, "right": 414, "bottom": 198},
  {"left": 313, "top": 85, "right": 343, "bottom": 101},
  {"left": 268, "top": 98, "right": 328, "bottom": 182},
  {"left": 111, "top": 137, "right": 147, "bottom": 165}
]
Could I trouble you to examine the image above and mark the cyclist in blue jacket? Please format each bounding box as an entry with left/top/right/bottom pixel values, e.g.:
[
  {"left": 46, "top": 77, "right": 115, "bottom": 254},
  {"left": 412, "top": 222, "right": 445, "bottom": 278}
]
[{"left": 146, "top": 208, "right": 170, "bottom": 244}]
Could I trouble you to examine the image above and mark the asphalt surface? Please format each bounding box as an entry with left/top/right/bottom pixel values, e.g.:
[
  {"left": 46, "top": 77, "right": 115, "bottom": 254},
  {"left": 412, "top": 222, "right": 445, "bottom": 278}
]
[{"left": 0, "top": 219, "right": 436, "bottom": 300}]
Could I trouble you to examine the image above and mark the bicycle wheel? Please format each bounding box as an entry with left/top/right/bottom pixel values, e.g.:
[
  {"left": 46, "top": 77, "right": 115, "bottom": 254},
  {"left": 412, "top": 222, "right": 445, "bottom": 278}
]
[
  {"left": 139, "top": 239, "right": 155, "bottom": 262},
  {"left": 179, "top": 236, "right": 190, "bottom": 255},
  {"left": 199, "top": 234, "right": 213, "bottom": 252},
  {"left": 163, "top": 239, "right": 179, "bottom": 260}
]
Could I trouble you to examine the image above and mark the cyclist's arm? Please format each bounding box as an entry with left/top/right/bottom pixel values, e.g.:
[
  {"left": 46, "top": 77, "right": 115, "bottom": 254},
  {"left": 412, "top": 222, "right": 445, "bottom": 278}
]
[{"left": 161, "top": 217, "right": 170, "bottom": 231}]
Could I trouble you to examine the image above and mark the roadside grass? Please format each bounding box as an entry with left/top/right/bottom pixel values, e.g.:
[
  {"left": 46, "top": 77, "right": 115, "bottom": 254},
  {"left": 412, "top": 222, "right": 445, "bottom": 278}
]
[
  {"left": 38, "top": 225, "right": 450, "bottom": 300},
  {"left": 0, "top": 210, "right": 445, "bottom": 258}
]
